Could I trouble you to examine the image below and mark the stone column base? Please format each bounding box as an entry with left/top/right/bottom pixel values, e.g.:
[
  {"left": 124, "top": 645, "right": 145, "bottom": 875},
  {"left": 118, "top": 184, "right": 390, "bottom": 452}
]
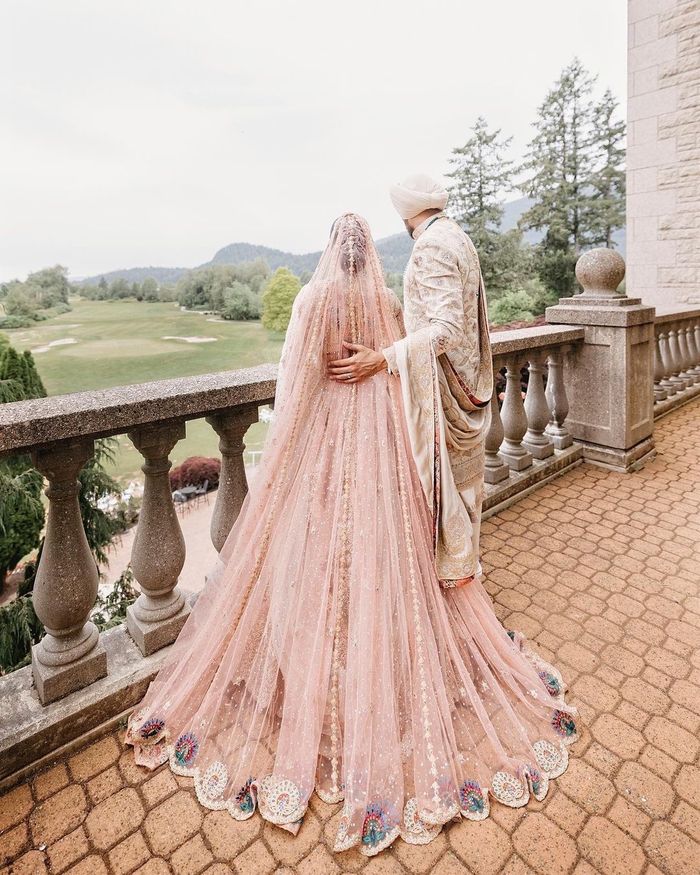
[
  {"left": 126, "top": 600, "right": 191, "bottom": 657},
  {"left": 484, "top": 462, "right": 509, "bottom": 485},
  {"left": 579, "top": 436, "right": 656, "bottom": 472},
  {"left": 32, "top": 640, "right": 107, "bottom": 705}
]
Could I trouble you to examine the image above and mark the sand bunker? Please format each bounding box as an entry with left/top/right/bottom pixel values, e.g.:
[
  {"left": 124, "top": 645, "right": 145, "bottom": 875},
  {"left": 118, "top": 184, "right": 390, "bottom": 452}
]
[
  {"left": 162, "top": 335, "right": 218, "bottom": 343},
  {"left": 31, "top": 338, "right": 78, "bottom": 353}
]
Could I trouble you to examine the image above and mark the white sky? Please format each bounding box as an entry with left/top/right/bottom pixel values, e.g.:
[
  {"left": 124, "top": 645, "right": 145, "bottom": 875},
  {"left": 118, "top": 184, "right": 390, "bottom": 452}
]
[{"left": 0, "top": 0, "right": 627, "bottom": 280}]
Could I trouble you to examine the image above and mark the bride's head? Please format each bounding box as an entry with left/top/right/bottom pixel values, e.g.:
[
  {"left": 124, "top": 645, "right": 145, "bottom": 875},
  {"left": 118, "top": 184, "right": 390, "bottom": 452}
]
[{"left": 329, "top": 212, "right": 369, "bottom": 276}]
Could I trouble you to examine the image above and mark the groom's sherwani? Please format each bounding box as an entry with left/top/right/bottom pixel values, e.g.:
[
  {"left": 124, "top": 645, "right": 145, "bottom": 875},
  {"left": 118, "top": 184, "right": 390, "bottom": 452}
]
[{"left": 382, "top": 212, "right": 493, "bottom": 583}]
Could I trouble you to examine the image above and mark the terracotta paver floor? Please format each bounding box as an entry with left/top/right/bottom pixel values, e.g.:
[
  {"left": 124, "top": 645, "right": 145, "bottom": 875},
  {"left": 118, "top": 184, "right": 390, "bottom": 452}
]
[{"left": 2, "top": 401, "right": 699, "bottom": 874}]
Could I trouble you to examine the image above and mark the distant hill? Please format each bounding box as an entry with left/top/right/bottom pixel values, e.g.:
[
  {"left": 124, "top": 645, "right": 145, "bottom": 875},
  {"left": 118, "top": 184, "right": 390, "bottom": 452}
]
[
  {"left": 78, "top": 232, "right": 414, "bottom": 286},
  {"left": 78, "top": 198, "right": 624, "bottom": 286}
]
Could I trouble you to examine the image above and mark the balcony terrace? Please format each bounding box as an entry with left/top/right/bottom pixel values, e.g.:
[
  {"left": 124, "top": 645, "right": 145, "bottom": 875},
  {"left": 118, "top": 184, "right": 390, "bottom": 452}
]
[{"left": 0, "top": 251, "right": 699, "bottom": 874}]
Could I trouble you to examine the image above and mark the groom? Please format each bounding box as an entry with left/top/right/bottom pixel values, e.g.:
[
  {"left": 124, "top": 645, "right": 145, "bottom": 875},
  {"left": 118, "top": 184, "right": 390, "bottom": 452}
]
[{"left": 329, "top": 173, "right": 493, "bottom": 587}]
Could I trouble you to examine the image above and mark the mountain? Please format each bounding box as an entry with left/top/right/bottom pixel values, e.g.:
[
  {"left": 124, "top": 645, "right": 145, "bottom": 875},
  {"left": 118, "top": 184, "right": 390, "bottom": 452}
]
[
  {"left": 77, "top": 199, "right": 625, "bottom": 286},
  {"left": 78, "top": 232, "right": 414, "bottom": 286}
]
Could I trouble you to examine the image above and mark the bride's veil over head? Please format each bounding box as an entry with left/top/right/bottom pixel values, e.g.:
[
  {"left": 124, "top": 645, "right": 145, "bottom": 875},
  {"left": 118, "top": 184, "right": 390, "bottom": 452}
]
[{"left": 272, "top": 212, "right": 402, "bottom": 419}]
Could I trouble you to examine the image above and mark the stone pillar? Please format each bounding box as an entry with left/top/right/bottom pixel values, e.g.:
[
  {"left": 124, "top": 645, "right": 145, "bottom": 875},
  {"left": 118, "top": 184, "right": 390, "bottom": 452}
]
[
  {"left": 206, "top": 406, "right": 259, "bottom": 552},
  {"left": 30, "top": 439, "right": 107, "bottom": 704},
  {"left": 546, "top": 249, "right": 656, "bottom": 472},
  {"left": 126, "top": 422, "right": 190, "bottom": 656}
]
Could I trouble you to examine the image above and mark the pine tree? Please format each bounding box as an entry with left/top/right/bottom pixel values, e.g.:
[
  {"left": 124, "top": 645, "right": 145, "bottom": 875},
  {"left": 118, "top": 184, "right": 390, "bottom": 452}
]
[
  {"left": 519, "top": 59, "right": 598, "bottom": 296},
  {"left": 447, "top": 117, "right": 530, "bottom": 294},
  {"left": 261, "top": 268, "right": 301, "bottom": 334},
  {"left": 448, "top": 116, "right": 514, "bottom": 231},
  {"left": 589, "top": 89, "right": 626, "bottom": 248}
]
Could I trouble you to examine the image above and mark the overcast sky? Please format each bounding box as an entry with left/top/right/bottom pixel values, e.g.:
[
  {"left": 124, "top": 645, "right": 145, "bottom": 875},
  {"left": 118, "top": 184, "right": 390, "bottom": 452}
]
[{"left": 0, "top": 1, "right": 626, "bottom": 280}]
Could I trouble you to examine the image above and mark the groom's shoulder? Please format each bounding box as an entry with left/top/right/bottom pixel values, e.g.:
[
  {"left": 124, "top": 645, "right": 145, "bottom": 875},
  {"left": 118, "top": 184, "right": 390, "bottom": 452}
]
[{"left": 417, "top": 216, "right": 469, "bottom": 254}]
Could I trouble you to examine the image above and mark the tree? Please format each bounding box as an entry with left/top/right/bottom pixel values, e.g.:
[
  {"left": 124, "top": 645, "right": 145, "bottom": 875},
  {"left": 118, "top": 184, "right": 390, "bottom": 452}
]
[
  {"left": 589, "top": 89, "right": 626, "bottom": 248},
  {"left": 489, "top": 290, "right": 536, "bottom": 326},
  {"left": 519, "top": 59, "right": 625, "bottom": 297},
  {"left": 261, "top": 268, "right": 300, "bottom": 334},
  {"left": 221, "top": 282, "right": 261, "bottom": 321},
  {"left": 141, "top": 277, "right": 159, "bottom": 301},
  {"left": 0, "top": 345, "right": 46, "bottom": 593},
  {"left": 447, "top": 117, "right": 530, "bottom": 294}
]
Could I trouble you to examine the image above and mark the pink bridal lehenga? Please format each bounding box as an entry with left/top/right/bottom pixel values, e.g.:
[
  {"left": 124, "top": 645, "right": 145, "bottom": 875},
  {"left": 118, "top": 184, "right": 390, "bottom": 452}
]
[{"left": 125, "top": 214, "right": 577, "bottom": 856}]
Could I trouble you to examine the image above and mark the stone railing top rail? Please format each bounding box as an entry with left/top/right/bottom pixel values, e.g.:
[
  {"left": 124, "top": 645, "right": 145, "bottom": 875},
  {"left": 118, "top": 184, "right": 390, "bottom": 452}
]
[
  {"left": 0, "top": 324, "right": 586, "bottom": 456},
  {"left": 489, "top": 324, "right": 585, "bottom": 357},
  {"left": 653, "top": 305, "right": 700, "bottom": 327},
  {"left": 0, "top": 364, "right": 278, "bottom": 456}
]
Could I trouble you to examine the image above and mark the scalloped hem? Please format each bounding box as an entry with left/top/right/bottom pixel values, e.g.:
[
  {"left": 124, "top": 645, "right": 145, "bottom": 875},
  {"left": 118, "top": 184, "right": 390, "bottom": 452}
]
[{"left": 124, "top": 632, "right": 579, "bottom": 857}]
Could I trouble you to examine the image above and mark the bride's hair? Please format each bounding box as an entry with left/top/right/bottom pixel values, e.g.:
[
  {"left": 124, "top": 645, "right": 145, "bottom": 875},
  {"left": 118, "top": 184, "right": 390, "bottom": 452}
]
[{"left": 330, "top": 213, "right": 369, "bottom": 276}]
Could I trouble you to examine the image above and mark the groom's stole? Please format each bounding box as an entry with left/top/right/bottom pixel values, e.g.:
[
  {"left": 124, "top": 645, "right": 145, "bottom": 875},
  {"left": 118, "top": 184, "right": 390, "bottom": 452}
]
[{"left": 393, "top": 272, "right": 493, "bottom": 584}]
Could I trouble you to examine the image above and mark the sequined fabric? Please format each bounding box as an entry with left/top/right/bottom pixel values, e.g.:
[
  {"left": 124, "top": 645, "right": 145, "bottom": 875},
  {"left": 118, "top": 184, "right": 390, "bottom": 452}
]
[{"left": 125, "top": 214, "right": 577, "bottom": 857}]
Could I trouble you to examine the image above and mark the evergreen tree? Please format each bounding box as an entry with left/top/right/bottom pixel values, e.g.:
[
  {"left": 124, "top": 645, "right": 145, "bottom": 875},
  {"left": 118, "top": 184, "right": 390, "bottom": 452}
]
[
  {"left": 0, "top": 345, "right": 46, "bottom": 593},
  {"left": 447, "top": 117, "right": 530, "bottom": 294},
  {"left": 519, "top": 59, "right": 597, "bottom": 296},
  {"left": 261, "top": 268, "right": 301, "bottom": 334},
  {"left": 589, "top": 89, "right": 626, "bottom": 248}
]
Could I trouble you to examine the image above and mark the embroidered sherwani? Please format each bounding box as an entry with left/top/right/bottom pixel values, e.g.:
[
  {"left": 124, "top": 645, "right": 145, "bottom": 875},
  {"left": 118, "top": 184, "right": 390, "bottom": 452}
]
[{"left": 382, "top": 212, "right": 493, "bottom": 583}]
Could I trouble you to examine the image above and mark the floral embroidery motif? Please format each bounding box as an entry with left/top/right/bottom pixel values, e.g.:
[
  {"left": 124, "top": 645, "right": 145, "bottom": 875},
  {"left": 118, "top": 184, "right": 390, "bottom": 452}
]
[
  {"left": 525, "top": 765, "right": 547, "bottom": 800},
  {"left": 173, "top": 732, "right": 199, "bottom": 767},
  {"left": 491, "top": 771, "right": 528, "bottom": 807},
  {"left": 139, "top": 716, "right": 166, "bottom": 742},
  {"left": 534, "top": 739, "right": 564, "bottom": 773},
  {"left": 234, "top": 777, "right": 256, "bottom": 814},
  {"left": 362, "top": 801, "right": 398, "bottom": 850},
  {"left": 200, "top": 761, "right": 228, "bottom": 800},
  {"left": 459, "top": 780, "right": 485, "bottom": 815},
  {"left": 538, "top": 669, "right": 561, "bottom": 697},
  {"left": 551, "top": 709, "right": 577, "bottom": 738},
  {"left": 258, "top": 776, "right": 304, "bottom": 823}
]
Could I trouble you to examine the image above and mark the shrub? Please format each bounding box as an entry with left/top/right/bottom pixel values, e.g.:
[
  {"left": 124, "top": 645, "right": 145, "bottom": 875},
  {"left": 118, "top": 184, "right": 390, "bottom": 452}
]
[{"left": 169, "top": 456, "right": 220, "bottom": 491}]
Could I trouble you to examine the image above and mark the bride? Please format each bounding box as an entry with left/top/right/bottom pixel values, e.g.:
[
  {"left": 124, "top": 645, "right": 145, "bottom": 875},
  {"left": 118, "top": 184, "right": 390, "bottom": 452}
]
[{"left": 125, "top": 213, "right": 577, "bottom": 857}]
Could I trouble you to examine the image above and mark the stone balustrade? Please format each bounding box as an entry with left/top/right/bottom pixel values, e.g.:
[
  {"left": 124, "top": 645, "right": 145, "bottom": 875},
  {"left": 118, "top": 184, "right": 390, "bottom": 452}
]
[
  {"left": 652, "top": 306, "right": 700, "bottom": 418},
  {"left": 483, "top": 326, "right": 585, "bottom": 513}
]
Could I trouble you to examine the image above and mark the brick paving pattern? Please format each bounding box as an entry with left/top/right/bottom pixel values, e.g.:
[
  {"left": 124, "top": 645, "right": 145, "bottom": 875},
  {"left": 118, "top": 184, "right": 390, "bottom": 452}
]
[{"left": 1, "top": 401, "right": 699, "bottom": 874}]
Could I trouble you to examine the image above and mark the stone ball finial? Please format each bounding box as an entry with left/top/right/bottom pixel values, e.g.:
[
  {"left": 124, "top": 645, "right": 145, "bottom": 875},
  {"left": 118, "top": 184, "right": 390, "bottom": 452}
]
[{"left": 575, "top": 248, "right": 626, "bottom": 297}]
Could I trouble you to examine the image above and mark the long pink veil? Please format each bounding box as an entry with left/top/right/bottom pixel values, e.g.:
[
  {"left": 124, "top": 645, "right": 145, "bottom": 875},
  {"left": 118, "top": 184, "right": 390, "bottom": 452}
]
[{"left": 125, "top": 213, "right": 576, "bottom": 856}]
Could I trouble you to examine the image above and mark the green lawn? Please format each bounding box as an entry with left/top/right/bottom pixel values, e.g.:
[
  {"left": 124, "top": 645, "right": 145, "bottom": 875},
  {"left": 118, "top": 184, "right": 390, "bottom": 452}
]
[{"left": 5, "top": 298, "right": 284, "bottom": 482}]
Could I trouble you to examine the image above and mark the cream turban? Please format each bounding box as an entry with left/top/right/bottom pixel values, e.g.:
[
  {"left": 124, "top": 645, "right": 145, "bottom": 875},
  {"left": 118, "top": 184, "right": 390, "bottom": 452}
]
[{"left": 389, "top": 173, "right": 449, "bottom": 220}]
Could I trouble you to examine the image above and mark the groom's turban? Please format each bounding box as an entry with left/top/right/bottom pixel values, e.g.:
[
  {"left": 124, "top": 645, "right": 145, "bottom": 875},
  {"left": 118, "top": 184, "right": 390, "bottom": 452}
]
[{"left": 389, "top": 173, "right": 449, "bottom": 220}]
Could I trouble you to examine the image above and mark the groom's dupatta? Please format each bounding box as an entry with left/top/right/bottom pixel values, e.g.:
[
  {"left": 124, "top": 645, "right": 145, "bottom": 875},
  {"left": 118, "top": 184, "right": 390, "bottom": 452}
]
[{"left": 393, "top": 273, "right": 493, "bottom": 583}]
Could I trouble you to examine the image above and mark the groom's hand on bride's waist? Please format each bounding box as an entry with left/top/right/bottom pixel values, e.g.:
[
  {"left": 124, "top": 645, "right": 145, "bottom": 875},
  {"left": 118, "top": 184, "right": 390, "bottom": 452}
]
[{"left": 328, "top": 341, "right": 388, "bottom": 383}]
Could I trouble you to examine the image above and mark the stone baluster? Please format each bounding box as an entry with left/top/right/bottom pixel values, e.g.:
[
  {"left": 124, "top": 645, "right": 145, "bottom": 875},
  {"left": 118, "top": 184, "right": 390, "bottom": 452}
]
[
  {"left": 484, "top": 365, "right": 509, "bottom": 484},
  {"left": 499, "top": 357, "right": 533, "bottom": 471},
  {"left": 676, "top": 326, "right": 695, "bottom": 385},
  {"left": 658, "top": 331, "right": 678, "bottom": 396},
  {"left": 680, "top": 325, "right": 700, "bottom": 382},
  {"left": 206, "top": 406, "right": 259, "bottom": 552},
  {"left": 653, "top": 333, "right": 668, "bottom": 403},
  {"left": 522, "top": 351, "right": 555, "bottom": 459},
  {"left": 544, "top": 346, "right": 573, "bottom": 448},
  {"left": 667, "top": 329, "right": 690, "bottom": 389},
  {"left": 126, "top": 422, "right": 190, "bottom": 656},
  {"left": 30, "top": 439, "right": 107, "bottom": 704},
  {"left": 687, "top": 322, "right": 700, "bottom": 377}
]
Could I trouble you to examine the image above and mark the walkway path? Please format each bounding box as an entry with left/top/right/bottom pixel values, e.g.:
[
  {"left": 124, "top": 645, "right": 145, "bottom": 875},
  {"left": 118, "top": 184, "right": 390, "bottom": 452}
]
[{"left": 1, "top": 402, "right": 698, "bottom": 874}]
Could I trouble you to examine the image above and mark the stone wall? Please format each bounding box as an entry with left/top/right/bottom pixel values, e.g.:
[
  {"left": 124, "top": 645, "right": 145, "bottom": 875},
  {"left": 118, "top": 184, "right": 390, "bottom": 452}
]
[{"left": 627, "top": 0, "right": 700, "bottom": 306}]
